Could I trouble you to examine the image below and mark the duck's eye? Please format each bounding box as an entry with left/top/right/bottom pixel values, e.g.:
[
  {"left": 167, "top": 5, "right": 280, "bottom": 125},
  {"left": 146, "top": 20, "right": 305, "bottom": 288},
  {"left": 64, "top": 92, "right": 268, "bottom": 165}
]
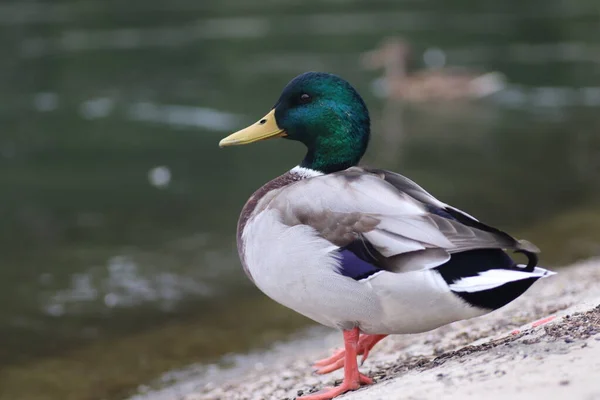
[{"left": 299, "top": 93, "right": 311, "bottom": 104}]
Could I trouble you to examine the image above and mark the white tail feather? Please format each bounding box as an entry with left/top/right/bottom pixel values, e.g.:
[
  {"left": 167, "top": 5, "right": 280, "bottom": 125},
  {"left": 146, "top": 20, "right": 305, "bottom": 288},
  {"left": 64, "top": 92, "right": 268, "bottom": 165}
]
[{"left": 449, "top": 266, "right": 555, "bottom": 293}]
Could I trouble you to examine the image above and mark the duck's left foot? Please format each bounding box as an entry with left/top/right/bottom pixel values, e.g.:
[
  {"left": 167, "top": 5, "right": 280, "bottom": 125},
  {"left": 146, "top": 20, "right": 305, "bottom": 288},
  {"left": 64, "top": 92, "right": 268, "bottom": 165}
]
[
  {"left": 313, "top": 334, "right": 387, "bottom": 374},
  {"left": 299, "top": 374, "right": 372, "bottom": 400},
  {"left": 301, "top": 328, "right": 374, "bottom": 399}
]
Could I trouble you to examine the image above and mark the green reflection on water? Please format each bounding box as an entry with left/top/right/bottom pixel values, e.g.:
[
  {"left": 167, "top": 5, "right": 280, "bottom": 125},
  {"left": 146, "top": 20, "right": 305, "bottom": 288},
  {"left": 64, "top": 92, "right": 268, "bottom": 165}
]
[{"left": 0, "top": 296, "right": 310, "bottom": 400}]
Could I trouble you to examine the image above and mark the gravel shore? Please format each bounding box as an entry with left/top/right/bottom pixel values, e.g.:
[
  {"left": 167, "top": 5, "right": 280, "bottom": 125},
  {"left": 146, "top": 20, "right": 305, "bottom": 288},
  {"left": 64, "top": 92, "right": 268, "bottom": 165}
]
[{"left": 137, "top": 259, "right": 600, "bottom": 400}]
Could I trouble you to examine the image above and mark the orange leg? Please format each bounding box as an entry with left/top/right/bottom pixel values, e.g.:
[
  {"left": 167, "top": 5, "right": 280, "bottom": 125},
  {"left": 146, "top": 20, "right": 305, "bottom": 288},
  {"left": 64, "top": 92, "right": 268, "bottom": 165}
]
[
  {"left": 313, "top": 333, "right": 387, "bottom": 374},
  {"left": 300, "top": 328, "right": 373, "bottom": 400}
]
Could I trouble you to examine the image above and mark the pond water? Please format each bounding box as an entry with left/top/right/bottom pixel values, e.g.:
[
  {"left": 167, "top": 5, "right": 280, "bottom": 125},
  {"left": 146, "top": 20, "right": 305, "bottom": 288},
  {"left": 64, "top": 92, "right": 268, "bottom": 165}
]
[{"left": 1, "top": 1, "right": 599, "bottom": 399}]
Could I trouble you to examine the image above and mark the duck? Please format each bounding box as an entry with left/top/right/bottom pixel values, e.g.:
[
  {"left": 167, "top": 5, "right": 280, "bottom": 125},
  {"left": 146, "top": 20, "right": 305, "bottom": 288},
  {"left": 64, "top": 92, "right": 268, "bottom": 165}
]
[
  {"left": 361, "top": 37, "right": 506, "bottom": 102},
  {"left": 218, "top": 72, "right": 555, "bottom": 400}
]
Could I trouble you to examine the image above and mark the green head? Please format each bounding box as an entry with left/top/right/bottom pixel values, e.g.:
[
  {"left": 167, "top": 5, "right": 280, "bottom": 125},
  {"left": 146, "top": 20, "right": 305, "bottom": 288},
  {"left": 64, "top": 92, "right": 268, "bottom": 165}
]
[{"left": 219, "top": 72, "right": 371, "bottom": 173}]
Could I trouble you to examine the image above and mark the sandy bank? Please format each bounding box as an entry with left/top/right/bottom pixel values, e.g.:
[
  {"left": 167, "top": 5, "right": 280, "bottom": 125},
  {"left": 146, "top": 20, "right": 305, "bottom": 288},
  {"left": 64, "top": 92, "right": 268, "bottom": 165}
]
[{"left": 139, "top": 259, "right": 600, "bottom": 400}]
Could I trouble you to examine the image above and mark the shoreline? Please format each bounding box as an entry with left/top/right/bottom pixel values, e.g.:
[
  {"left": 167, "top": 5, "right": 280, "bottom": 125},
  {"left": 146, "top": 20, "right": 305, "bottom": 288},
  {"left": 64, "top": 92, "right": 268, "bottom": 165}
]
[{"left": 133, "top": 259, "right": 600, "bottom": 400}]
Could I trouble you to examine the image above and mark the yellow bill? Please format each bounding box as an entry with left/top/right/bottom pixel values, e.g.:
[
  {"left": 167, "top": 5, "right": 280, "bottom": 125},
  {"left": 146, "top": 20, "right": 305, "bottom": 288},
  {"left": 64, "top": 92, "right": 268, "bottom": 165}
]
[{"left": 219, "top": 109, "right": 286, "bottom": 147}]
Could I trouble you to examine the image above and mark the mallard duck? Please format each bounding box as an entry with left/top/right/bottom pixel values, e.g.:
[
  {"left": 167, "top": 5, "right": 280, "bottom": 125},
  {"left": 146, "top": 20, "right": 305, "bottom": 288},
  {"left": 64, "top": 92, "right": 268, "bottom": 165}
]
[
  {"left": 361, "top": 37, "right": 506, "bottom": 102},
  {"left": 219, "top": 72, "right": 555, "bottom": 399}
]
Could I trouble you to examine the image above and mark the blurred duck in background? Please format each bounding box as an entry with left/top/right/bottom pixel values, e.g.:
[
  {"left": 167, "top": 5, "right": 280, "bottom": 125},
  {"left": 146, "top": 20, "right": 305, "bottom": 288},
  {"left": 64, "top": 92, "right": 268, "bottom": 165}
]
[{"left": 361, "top": 37, "right": 507, "bottom": 102}]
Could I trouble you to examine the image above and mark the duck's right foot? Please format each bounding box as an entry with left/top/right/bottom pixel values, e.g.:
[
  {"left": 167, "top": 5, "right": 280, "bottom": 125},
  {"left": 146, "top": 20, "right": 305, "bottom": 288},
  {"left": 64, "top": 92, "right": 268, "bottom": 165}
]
[{"left": 313, "top": 334, "right": 387, "bottom": 374}]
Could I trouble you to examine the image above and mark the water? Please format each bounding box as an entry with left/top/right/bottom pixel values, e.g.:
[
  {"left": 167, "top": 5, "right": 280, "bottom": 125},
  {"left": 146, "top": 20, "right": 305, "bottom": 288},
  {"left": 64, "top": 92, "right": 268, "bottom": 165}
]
[{"left": 1, "top": 1, "right": 600, "bottom": 399}]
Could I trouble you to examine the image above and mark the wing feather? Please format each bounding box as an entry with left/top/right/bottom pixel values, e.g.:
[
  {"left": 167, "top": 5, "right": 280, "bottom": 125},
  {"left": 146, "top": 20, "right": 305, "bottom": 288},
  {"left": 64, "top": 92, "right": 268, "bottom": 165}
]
[{"left": 266, "top": 167, "right": 536, "bottom": 272}]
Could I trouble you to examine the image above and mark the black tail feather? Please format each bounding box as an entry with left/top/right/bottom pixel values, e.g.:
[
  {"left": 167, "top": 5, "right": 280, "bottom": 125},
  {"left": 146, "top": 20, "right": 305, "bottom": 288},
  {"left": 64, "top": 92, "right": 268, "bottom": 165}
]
[{"left": 513, "top": 250, "right": 538, "bottom": 272}]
